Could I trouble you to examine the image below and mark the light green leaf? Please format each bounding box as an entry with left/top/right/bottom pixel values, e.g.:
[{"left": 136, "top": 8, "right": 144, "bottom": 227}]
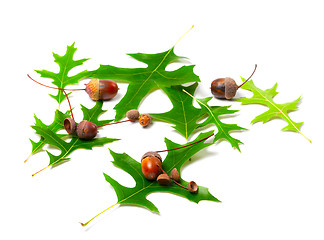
[{"left": 237, "top": 79, "right": 311, "bottom": 142}]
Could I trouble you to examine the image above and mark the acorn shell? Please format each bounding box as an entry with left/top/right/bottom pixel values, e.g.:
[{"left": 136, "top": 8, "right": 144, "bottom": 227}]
[
  {"left": 141, "top": 155, "right": 162, "bottom": 181},
  {"left": 76, "top": 120, "right": 98, "bottom": 140},
  {"left": 211, "top": 78, "right": 226, "bottom": 99},
  {"left": 98, "top": 80, "right": 118, "bottom": 100}
]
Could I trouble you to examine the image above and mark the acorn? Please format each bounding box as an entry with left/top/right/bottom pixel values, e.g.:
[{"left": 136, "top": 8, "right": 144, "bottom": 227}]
[
  {"left": 85, "top": 79, "right": 118, "bottom": 101},
  {"left": 211, "top": 64, "right": 257, "bottom": 100},
  {"left": 141, "top": 151, "right": 162, "bottom": 181},
  {"left": 139, "top": 113, "right": 152, "bottom": 127},
  {"left": 126, "top": 109, "right": 140, "bottom": 121},
  {"left": 27, "top": 74, "right": 118, "bottom": 101},
  {"left": 76, "top": 120, "right": 98, "bottom": 140}
]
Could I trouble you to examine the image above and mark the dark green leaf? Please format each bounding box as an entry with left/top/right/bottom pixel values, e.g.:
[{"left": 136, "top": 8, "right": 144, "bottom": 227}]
[
  {"left": 30, "top": 101, "right": 118, "bottom": 175},
  {"left": 26, "top": 110, "right": 70, "bottom": 162},
  {"left": 150, "top": 83, "right": 214, "bottom": 141},
  {"left": 80, "top": 101, "right": 113, "bottom": 126},
  {"left": 183, "top": 89, "right": 245, "bottom": 151},
  {"left": 35, "top": 43, "right": 92, "bottom": 105},
  {"left": 104, "top": 131, "right": 218, "bottom": 213},
  {"left": 91, "top": 48, "right": 200, "bottom": 121}
]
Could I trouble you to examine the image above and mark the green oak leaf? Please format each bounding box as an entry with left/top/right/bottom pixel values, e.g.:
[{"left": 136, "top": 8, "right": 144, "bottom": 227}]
[
  {"left": 25, "top": 110, "right": 71, "bottom": 162},
  {"left": 150, "top": 83, "right": 216, "bottom": 141},
  {"left": 80, "top": 101, "right": 113, "bottom": 126},
  {"left": 35, "top": 43, "right": 92, "bottom": 105},
  {"left": 31, "top": 101, "right": 118, "bottom": 176},
  {"left": 91, "top": 48, "right": 200, "bottom": 121},
  {"left": 183, "top": 90, "right": 245, "bottom": 151},
  {"left": 236, "top": 79, "right": 311, "bottom": 142},
  {"left": 81, "top": 131, "right": 219, "bottom": 226}
]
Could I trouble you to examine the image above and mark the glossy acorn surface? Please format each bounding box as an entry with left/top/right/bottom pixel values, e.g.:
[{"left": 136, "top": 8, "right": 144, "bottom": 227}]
[
  {"left": 211, "top": 78, "right": 226, "bottom": 99},
  {"left": 141, "top": 152, "right": 162, "bottom": 181},
  {"left": 76, "top": 120, "right": 98, "bottom": 140},
  {"left": 99, "top": 80, "right": 118, "bottom": 100}
]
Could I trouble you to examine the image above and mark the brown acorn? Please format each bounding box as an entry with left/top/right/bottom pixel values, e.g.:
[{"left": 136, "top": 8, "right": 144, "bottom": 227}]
[
  {"left": 27, "top": 75, "right": 118, "bottom": 101},
  {"left": 141, "top": 151, "right": 162, "bottom": 181},
  {"left": 76, "top": 120, "right": 98, "bottom": 140},
  {"left": 126, "top": 109, "right": 140, "bottom": 121},
  {"left": 211, "top": 64, "right": 257, "bottom": 100},
  {"left": 85, "top": 79, "right": 118, "bottom": 101}
]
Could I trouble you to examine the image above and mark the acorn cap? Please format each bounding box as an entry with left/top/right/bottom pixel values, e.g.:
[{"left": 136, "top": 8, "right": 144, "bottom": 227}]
[
  {"left": 157, "top": 174, "right": 171, "bottom": 185},
  {"left": 170, "top": 168, "right": 181, "bottom": 182},
  {"left": 85, "top": 79, "right": 100, "bottom": 101},
  {"left": 141, "top": 151, "right": 162, "bottom": 162},
  {"left": 224, "top": 77, "right": 238, "bottom": 99},
  {"left": 187, "top": 181, "right": 198, "bottom": 194},
  {"left": 64, "top": 118, "right": 77, "bottom": 135}
]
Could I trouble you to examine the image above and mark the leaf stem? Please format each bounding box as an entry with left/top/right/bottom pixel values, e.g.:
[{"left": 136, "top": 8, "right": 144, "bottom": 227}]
[
  {"left": 24, "top": 152, "right": 33, "bottom": 163},
  {"left": 27, "top": 74, "right": 86, "bottom": 91},
  {"left": 28, "top": 74, "right": 77, "bottom": 120},
  {"left": 171, "top": 25, "right": 194, "bottom": 50},
  {"left": 62, "top": 90, "right": 75, "bottom": 121},
  {"left": 237, "top": 64, "right": 257, "bottom": 88},
  {"left": 97, "top": 119, "right": 138, "bottom": 128},
  {"left": 80, "top": 202, "right": 119, "bottom": 227},
  {"left": 32, "top": 165, "right": 50, "bottom": 177},
  {"left": 155, "top": 133, "right": 214, "bottom": 153},
  {"left": 172, "top": 179, "right": 188, "bottom": 190}
]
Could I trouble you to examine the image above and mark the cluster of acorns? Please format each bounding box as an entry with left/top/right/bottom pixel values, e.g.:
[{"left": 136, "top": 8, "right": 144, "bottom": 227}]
[
  {"left": 141, "top": 151, "right": 198, "bottom": 193},
  {"left": 28, "top": 63, "right": 257, "bottom": 188},
  {"left": 63, "top": 109, "right": 152, "bottom": 140},
  {"left": 29, "top": 63, "right": 257, "bottom": 140}
]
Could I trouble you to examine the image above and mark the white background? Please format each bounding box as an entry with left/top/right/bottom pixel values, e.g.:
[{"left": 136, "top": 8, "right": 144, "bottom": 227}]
[{"left": 0, "top": 0, "right": 323, "bottom": 239}]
